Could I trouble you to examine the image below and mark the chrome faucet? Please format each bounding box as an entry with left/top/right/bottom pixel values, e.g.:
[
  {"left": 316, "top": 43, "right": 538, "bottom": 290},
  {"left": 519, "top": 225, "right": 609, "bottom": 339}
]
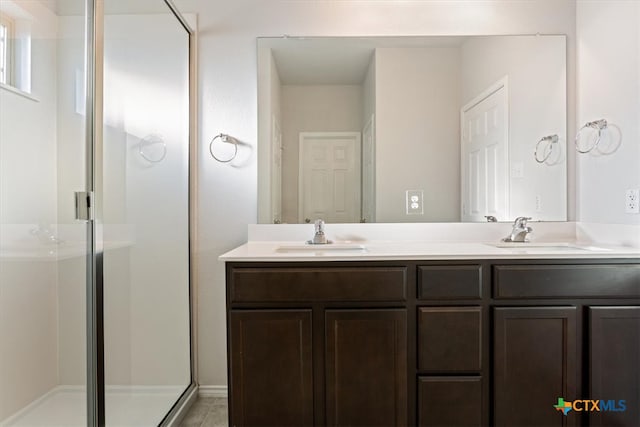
[
  {"left": 308, "top": 219, "right": 331, "bottom": 244},
  {"left": 502, "top": 217, "right": 533, "bottom": 243}
]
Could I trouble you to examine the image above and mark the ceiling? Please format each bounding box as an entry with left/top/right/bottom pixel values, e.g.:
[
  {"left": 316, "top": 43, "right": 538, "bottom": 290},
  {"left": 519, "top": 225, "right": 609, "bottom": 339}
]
[
  {"left": 37, "top": 0, "right": 175, "bottom": 16},
  {"left": 261, "top": 36, "right": 469, "bottom": 85}
]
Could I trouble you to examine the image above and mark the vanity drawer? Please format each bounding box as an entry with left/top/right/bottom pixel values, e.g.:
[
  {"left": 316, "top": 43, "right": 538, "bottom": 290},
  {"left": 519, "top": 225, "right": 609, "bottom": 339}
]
[
  {"left": 493, "top": 264, "right": 640, "bottom": 299},
  {"left": 418, "top": 265, "right": 482, "bottom": 300},
  {"left": 229, "top": 266, "right": 407, "bottom": 302},
  {"left": 418, "top": 307, "right": 482, "bottom": 372}
]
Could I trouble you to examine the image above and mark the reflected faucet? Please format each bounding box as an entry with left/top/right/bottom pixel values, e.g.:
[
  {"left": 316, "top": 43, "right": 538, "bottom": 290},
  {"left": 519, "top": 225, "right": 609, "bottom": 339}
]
[
  {"left": 308, "top": 219, "right": 331, "bottom": 244},
  {"left": 502, "top": 217, "right": 533, "bottom": 243},
  {"left": 30, "top": 224, "right": 63, "bottom": 245}
]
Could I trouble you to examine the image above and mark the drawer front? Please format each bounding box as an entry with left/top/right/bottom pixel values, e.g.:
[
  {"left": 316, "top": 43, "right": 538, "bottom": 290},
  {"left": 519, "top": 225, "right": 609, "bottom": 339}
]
[
  {"left": 493, "top": 264, "right": 640, "bottom": 299},
  {"left": 418, "top": 265, "right": 482, "bottom": 300},
  {"left": 230, "top": 266, "right": 407, "bottom": 302},
  {"left": 418, "top": 307, "right": 482, "bottom": 372}
]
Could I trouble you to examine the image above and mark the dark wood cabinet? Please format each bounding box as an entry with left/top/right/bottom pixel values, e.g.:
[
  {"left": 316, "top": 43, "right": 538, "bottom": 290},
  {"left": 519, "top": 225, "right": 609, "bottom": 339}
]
[
  {"left": 325, "top": 309, "right": 407, "bottom": 426},
  {"left": 418, "top": 306, "right": 482, "bottom": 372},
  {"left": 494, "top": 307, "right": 578, "bottom": 427},
  {"left": 418, "top": 376, "right": 483, "bottom": 427},
  {"left": 228, "top": 310, "right": 314, "bottom": 426},
  {"left": 225, "top": 259, "right": 640, "bottom": 427},
  {"left": 589, "top": 306, "right": 640, "bottom": 427}
]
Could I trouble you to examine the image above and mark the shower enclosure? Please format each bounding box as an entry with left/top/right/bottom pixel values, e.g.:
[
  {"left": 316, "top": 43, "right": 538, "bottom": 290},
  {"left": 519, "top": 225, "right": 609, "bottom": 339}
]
[{"left": 0, "top": 0, "right": 195, "bottom": 425}]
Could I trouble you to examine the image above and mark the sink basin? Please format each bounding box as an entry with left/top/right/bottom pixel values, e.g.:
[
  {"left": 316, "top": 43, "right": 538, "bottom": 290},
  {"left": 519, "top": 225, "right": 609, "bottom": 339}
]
[
  {"left": 488, "top": 242, "right": 611, "bottom": 252},
  {"left": 276, "top": 243, "right": 367, "bottom": 253}
]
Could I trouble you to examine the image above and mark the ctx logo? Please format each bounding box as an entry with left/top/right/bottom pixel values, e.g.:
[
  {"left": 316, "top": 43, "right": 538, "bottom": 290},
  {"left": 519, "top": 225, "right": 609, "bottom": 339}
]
[{"left": 554, "top": 398, "right": 627, "bottom": 416}]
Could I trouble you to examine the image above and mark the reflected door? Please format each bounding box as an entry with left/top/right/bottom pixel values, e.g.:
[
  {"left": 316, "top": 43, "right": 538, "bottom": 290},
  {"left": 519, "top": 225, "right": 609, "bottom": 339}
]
[
  {"left": 298, "top": 132, "right": 361, "bottom": 223},
  {"left": 461, "top": 80, "right": 509, "bottom": 222}
]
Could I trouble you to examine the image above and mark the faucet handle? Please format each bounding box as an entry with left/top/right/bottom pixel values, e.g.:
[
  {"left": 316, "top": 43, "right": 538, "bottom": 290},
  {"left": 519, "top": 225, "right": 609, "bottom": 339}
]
[
  {"left": 513, "top": 216, "right": 532, "bottom": 227},
  {"left": 314, "top": 219, "right": 325, "bottom": 234}
]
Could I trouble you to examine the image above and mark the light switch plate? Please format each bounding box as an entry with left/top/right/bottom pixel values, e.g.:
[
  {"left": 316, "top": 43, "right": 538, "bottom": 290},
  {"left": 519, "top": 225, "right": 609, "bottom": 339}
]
[{"left": 511, "top": 162, "right": 524, "bottom": 178}]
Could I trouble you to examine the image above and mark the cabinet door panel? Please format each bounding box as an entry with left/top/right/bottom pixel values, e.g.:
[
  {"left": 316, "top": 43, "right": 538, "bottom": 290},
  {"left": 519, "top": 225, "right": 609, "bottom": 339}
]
[
  {"left": 494, "top": 307, "right": 577, "bottom": 427},
  {"left": 229, "top": 310, "right": 313, "bottom": 426},
  {"left": 418, "top": 376, "right": 483, "bottom": 426},
  {"left": 418, "top": 306, "right": 482, "bottom": 372},
  {"left": 590, "top": 306, "right": 640, "bottom": 427},
  {"left": 325, "top": 309, "right": 407, "bottom": 426}
]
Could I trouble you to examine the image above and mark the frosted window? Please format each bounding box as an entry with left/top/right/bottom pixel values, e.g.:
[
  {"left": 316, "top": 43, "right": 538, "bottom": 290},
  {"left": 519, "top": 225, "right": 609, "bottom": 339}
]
[{"left": 0, "top": 14, "right": 12, "bottom": 85}]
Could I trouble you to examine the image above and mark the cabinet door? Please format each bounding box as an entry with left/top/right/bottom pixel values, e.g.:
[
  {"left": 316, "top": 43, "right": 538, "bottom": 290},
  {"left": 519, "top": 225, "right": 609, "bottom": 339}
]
[
  {"left": 418, "top": 306, "right": 482, "bottom": 372},
  {"left": 325, "top": 309, "right": 407, "bottom": 426},
  {"left": 229, "top": 310, "right": 313, "bottom": 426},
  {"left": 418, "top": 376, "right": 483, "bottom": 427},
  {"left": 589, "top": 306, "right": 640, "bottom": 427},
  {"left": 494, "top": 307, "right": 577, "bottom": 427}
]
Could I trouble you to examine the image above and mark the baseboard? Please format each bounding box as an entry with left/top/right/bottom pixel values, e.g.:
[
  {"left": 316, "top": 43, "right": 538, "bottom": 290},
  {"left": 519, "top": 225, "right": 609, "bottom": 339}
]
[{"left": 198, "top": 385, "right": 228, "bottom": 398}]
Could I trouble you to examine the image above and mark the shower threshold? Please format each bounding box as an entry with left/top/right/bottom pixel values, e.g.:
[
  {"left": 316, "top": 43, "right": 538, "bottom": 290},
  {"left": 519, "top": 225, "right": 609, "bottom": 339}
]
[{"left": 1, "top": 385, "right": 187, "bottom": 426}]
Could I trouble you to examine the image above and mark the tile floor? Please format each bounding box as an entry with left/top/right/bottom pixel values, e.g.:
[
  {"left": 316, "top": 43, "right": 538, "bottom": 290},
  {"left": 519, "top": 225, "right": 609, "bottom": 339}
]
[{"left": 180, "top": 397, "right": 228, "bottom": 427}]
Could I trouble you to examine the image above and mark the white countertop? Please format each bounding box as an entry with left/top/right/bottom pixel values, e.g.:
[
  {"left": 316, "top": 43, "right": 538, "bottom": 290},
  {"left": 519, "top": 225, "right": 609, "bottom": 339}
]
[{"left": 219, "top": 240, "right": 640, "bottom": 262}]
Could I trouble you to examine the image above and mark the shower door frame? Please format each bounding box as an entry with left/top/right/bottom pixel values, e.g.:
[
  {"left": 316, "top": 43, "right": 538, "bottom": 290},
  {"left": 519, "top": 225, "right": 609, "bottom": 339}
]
[{"left": 83, "top": 1, "right": 197, "bottom": 425}]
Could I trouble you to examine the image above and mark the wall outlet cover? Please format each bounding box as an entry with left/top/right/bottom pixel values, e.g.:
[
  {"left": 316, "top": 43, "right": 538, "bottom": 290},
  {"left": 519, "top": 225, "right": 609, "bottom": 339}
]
[
  {"left": 535, "top": 195, "right": 542, "bottom": 212},
  {"left": 406, "top": 190, "right": 424, "bottom": 215},
  {"left": 625, "top": 189, "right": 640, "bottom": 214}
]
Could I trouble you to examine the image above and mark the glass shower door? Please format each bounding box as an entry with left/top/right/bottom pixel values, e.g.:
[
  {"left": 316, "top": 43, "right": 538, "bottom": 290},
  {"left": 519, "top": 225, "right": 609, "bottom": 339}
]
[
  {"left": 102, "top": 2, "right": 191, "bottom": 425},
  {"left": 0, "top": 0, "right": 90, "bottom": 425}
]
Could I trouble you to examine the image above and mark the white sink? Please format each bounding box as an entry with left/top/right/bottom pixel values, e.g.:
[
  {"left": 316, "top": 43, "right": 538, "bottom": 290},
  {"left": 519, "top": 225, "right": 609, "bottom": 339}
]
[
  {"left": 488, "top": 242, "right": 611, "bottom": 252},
  {"left": 276, "top": 243, "right": 367, "bottom": 253}
]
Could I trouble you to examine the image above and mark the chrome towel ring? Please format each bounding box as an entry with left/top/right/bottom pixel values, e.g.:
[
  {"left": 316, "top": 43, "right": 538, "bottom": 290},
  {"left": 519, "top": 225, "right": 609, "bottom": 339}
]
[
  {"left": 534, "top": 134, "right": 559, "bottom": 164},
  {"left": 575, "top": 119, "right": 607, "bottom": 154},
  {"left": 209, "top": 133, "right": 238, "bottom": 163}
]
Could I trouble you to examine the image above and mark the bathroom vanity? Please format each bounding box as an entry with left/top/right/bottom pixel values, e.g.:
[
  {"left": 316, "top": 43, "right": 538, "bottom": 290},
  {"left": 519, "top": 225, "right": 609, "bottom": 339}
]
[{"left": 221, "top": 239, "right": 640, "bottom": 427}]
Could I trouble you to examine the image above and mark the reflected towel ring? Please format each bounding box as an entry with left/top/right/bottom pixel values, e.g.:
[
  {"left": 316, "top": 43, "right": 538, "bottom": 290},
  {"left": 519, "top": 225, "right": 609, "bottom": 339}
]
[
  {"left": 209, "top": 133, "right": 238, "bottom": 163},
  {"left": 534, "top": 134, "right": 559, "bottom": 164},
  {"left": 139, "top": 134, "right": 167, "bottom": 163},
  {"left": 575, "top": 119, "right": 607, "bottom": 154}
]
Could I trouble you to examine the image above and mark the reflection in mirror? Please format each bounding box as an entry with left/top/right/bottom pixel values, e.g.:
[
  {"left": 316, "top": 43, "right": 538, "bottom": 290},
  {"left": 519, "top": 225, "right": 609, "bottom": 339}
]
[{"left": 257, "top": 35, "right": 567, "bottom": 224}]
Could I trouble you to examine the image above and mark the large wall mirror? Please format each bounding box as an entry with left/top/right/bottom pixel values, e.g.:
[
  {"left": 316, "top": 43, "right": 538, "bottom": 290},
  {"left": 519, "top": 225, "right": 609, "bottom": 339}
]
[{"left": 257, "top": 35, "right": 567, "bottom": 224}]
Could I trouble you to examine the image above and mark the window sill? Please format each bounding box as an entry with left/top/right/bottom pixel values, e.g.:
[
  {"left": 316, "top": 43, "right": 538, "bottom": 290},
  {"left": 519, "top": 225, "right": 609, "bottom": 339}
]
[{"left": 0, "top": 82, "right": 39, "bottom": 102}]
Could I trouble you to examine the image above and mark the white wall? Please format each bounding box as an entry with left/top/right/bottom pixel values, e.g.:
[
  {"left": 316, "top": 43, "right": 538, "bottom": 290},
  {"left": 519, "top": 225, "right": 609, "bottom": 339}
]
[
  {"left": 174, "top": 0, "right": 577, "bottom": 388},
  {"left": 256, "top": 48, "right": 282, "bottom": 224},
  {"left": 461, "top": 35, "right": 567, "bottom": 221},
  {"left": 375, "top": 47, "right": 460, "bottom": 222},
  {"left": 280, "top": 84, "right": 363, "bottom": 223},
  {"left": 577, "top": 0, "right": 640, "bottom": 225},
  {"left": 0, "top": 2, "right": 59, "bottom": 420},
  {"left": 363, "top": 55, "right": 375, "bottom": 129}
]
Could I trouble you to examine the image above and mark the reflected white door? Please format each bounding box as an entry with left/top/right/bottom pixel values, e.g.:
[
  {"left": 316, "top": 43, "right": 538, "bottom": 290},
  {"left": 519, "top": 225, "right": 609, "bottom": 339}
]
[
  {"left": 361, "top": 115, "right": 375, "bottom": 223},
  {"left": 461, "top": 78, "right": 509, "bottom": 222},
  {"left": 271, "top": 116, "right": 282, "bottom": 223},
  {"left": 298, "top": 132, "right": 361, "bottom": 223}
]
